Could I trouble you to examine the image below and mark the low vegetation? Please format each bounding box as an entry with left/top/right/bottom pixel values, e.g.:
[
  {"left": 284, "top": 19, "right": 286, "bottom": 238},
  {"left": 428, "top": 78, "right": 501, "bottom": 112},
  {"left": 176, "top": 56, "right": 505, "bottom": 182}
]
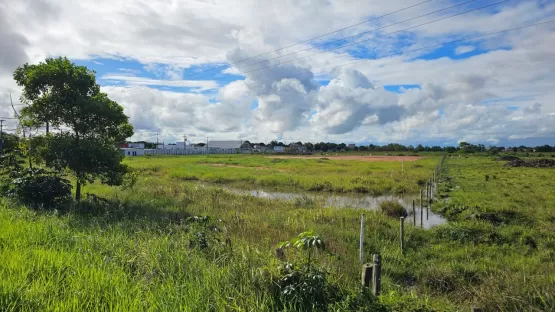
[
  {"left": 132, "top": 154, "right": 440, "bottom": 195},
  {"left": 0, "top": 153, "right": 553, "bottom": 311},
  {"left": 379, "top": 200, "right": 408, "bottom": 218}
]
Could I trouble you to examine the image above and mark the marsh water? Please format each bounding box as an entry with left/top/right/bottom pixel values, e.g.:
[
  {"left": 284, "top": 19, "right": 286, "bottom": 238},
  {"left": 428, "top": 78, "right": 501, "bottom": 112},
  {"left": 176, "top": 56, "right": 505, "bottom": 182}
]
[{"left": 217, "top": 186, "right": 446, "bottom": 229}]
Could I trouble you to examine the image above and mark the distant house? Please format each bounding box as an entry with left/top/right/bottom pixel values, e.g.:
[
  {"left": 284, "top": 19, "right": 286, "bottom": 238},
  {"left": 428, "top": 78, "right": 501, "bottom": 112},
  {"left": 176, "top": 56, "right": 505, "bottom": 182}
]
[
  {"left": 348, "top": 144, "right": 356, "bottom": 149},
  {"left": 207, "top": 140, "right": 252, "bottom": 153},
  {"left": 121, "top": 148, "right": 148, "bottom": 156},
  {"left": 288, "top": 143, "right": 307, "bottom": 154},
  {"left": 128, "top": 143, "right": 145, "bottom": 149},
  {"left": 274, "top": 146, "right": 285, "bottom": 153},
  {"left": 254, "top": 144, "right": 268, "bottom": 152}
]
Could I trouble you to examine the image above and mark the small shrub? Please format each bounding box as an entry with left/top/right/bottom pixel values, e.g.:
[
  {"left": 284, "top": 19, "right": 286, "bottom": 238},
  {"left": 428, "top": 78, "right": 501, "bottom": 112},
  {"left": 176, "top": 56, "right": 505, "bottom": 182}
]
[
  {"left": 272, "top": 262, "right": 340, "bottom": 311},
  {"left": 185, "top": 215, "right": 226, "bottom": 251},
  {"left": 379, "top": 200, "right": 407, "bottom": 218},
  {"left": 274, "top": 232, "right": 341, "bottom": 311},
  {"left": 3, "top": 168, "right": 72, "bottom": 209}
]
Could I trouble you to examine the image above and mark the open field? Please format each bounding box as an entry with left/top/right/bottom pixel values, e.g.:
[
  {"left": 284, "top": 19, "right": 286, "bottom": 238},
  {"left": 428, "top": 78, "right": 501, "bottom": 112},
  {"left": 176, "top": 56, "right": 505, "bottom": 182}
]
[
  {"left": 268, "top": 155, "right": 423, "bottom": 162},
  {"left": 124, "top": 154, "right": 439, "bottom": 195},
  {"left": 1, "top": 154, "right": 554, "bottom": 311}
]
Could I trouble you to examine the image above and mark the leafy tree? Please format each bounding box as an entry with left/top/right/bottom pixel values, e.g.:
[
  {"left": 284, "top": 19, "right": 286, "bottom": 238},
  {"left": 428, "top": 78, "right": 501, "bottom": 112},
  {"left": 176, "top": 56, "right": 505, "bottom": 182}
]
[
  {"left": 14, "top": 57, "right": 133, "bottom": 201},
  {"left": 302, "top": 142, "right": 313, "bottom": 151},
  {"left": 0, "top": 133, "right": 19, "bottom": 153},
  {"left": 459, "top": 142, "right": 470, "bottom": 149},
  {"left": 536, "top": 145, "right": 553, "bottom": 152}
]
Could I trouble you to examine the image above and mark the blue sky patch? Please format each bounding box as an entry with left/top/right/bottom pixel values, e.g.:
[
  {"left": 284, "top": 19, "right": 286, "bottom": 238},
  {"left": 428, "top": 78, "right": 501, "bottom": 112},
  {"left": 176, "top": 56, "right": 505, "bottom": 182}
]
[
  {"left": 249, "top": 99, "right": 259, "bottom": 110},
  {"left": 384, "top": 84, "right": 420, "bottom": 93}
]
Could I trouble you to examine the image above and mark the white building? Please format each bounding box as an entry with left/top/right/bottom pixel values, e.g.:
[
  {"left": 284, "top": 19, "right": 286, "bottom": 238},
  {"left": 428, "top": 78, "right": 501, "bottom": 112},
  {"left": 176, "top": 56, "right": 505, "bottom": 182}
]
[
  {"left": 157, "top": 142, "right": 186, "bottom": 149},
  {"left": 121, "top": 148, "right": 155, "bottom": 156},
  {"left": 207, "top": 141, "right": 252, "bottom": 153},
  {"left": 128, "top": 143, "right": 145, "bottom": 149},
  {"left": 123, "top": 140, "right": 253, "bottom": 156}
]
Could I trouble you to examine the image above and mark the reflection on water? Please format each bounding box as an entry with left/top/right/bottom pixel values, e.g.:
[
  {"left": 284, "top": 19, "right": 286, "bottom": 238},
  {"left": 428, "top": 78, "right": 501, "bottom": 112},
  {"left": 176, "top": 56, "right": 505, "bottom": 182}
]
[{"left": 221, "top": 187, "right": 446, "bottom": 229}]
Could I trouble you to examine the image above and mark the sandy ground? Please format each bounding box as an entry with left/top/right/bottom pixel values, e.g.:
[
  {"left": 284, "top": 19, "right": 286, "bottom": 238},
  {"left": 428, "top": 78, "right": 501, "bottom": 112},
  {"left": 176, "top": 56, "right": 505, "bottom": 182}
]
[{"left": 268, "top": 155, "right": 422, "bottom": 162}]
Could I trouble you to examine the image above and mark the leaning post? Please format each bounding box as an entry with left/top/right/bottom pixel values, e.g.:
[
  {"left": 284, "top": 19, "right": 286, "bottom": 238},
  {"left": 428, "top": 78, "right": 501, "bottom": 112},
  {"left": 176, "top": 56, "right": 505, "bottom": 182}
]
[{"left": 372, "top": 254, "right": 382, "bottom": 296}]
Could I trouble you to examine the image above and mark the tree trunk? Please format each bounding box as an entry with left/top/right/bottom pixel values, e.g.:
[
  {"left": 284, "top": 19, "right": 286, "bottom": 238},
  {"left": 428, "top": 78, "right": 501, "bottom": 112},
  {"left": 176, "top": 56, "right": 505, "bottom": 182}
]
[{"left": 76, "top": 180, "right": 81, "bottom": 201}]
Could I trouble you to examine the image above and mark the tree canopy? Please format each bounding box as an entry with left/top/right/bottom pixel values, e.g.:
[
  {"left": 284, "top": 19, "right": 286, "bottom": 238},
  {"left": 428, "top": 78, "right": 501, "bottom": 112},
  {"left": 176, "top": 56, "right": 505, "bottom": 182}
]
[{"left": 14, "top": 57, "right": 133, "bottom": 200}]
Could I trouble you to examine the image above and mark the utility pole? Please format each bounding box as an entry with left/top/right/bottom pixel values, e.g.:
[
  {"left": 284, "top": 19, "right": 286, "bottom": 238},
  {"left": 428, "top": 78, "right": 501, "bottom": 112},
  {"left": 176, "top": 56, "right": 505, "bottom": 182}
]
[
  {"left": 0, "top": 119, "right": 4, "bottom": 155},
  {"left": 156, "top": 133, "right": 159, "bottom": 148}
]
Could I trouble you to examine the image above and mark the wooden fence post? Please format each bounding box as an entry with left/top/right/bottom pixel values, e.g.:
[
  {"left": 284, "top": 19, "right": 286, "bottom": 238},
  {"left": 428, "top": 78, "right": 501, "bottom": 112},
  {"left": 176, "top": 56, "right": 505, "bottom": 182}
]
[
  {"left": 400, "top": 217, "right": 405, "bottom": 255},
  {"left": 372, "top": 254, "right": 381, "bottom": 296},
  {"left": 420, "top": 189, "right": 423, "bottom": 228},
  {"left": 429, "top": 178, "right": 432, "bottom": 199},
  {"left": 360, "top": 214, "right": 365, "bottom": 264},
  {"left": 361, "top": 263, "right": 372, "bottom": 288},
  {"left": 425, "top": 182, "right": 430, "bottom": 202},
  {"left": 412, "top": 200, "right": 416, "bottom": 226}
]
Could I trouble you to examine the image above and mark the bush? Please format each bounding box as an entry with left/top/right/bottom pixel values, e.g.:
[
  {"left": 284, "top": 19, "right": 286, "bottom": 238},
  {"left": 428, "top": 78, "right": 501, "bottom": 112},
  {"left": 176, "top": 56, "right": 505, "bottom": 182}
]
[
  {"left": 5, "top": 169, "right": 72, "bottom": 209},
  {"left": 272, "top": 262, "right": 340, "bottom": 311},
  {"left": 380, "top": 200, "right": 407, "bottom": 218}
]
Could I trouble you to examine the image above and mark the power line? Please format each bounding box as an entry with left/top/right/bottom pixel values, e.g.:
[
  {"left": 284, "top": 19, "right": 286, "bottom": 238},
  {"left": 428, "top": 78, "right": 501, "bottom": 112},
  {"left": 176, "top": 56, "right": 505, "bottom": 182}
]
[
  {"left": 313, "top": 19, "right": 555, "bottom": 74},
  {"left": 235, "top": 0, "right": 480, "bottom": 72},
  {"left": 241, "top": 0, "right": 509, "bottom": 76},
  {"left": 182, "top": 0, "right": 434, "bottom": 79}
]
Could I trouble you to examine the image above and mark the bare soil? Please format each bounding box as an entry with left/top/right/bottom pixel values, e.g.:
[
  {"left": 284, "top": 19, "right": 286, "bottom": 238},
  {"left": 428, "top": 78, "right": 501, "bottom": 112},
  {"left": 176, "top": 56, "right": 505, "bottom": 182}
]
[{"left": 268, "top": 155, "right": 422, "bottom": 162}]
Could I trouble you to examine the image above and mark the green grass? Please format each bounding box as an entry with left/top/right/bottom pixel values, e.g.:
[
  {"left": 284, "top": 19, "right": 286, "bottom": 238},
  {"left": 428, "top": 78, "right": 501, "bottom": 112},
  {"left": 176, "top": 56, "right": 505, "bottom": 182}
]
[
  {"left": 125, "top": 154, "right": 437, "bottom": 195},
  {"left": 0, "top": 154, "right": 554, "bottom": 311}
]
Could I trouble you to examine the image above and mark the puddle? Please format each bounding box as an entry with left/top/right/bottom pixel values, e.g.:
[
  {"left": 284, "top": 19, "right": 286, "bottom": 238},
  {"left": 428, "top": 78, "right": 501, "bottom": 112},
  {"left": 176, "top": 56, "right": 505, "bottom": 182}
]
[{"left": 218, "top": 186, "right": 446, "bottom": 229}]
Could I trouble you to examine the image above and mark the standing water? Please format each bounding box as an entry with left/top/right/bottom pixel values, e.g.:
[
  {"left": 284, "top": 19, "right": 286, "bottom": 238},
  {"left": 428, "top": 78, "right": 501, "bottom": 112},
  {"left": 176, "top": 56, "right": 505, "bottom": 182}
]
[{"left": 217, "top": 186, "right": 446, "bottom": 229}]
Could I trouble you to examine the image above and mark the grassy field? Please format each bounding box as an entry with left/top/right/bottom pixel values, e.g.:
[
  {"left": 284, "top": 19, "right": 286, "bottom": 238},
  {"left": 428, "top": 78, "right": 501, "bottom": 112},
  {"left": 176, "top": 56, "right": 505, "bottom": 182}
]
[
  {"left": 124, "top": 154, "right": 438, "bottom": 195},
  {"left": 0, "top": 154, "right": 554, "bottom": 311}
]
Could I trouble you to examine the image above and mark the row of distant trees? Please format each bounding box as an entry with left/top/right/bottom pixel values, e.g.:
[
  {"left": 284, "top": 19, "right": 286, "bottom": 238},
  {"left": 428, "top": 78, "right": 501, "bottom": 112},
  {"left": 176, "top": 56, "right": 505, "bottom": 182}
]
[
  {"left": 250, "top": 141, "right": 555, "bottom": 153},
  {"left": 124, "top": 139, "right": 555, "bottom": 154}
]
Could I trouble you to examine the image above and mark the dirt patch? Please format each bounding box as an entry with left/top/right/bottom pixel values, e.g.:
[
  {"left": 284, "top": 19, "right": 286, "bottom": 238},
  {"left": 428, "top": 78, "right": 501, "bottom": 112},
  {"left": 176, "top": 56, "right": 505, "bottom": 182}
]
[
  {"left": 206, "top": 163, "right": 290, "bottom": 172},
  {"left": 505, "top": 158, "right": 555, "bottom": 168},
  {"left": 268, "top": 155, "right": 422, "bottom": 162}
]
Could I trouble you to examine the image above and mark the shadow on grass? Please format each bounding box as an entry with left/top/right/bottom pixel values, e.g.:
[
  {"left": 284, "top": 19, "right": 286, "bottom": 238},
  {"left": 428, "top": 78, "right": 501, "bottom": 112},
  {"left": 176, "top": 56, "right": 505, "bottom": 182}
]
[
  {"left": 78, "top": 195, "right": 190, "bottom": 223},
  {"left": 16, "top": 193, "right": 193, "bottom": 231}
]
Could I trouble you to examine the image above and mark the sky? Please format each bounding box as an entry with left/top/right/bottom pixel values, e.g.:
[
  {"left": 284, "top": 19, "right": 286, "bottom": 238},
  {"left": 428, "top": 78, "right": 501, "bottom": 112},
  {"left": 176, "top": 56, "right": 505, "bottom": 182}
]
[{"left": 0, "top": 0, "right": 554, "bottom": 146}]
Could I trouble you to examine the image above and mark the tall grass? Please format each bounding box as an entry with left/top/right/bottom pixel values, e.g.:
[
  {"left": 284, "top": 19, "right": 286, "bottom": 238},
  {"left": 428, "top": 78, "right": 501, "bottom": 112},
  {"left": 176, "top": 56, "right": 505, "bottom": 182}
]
[{"left": 0, "top": 154, "right": 553, "bottom": 311}]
